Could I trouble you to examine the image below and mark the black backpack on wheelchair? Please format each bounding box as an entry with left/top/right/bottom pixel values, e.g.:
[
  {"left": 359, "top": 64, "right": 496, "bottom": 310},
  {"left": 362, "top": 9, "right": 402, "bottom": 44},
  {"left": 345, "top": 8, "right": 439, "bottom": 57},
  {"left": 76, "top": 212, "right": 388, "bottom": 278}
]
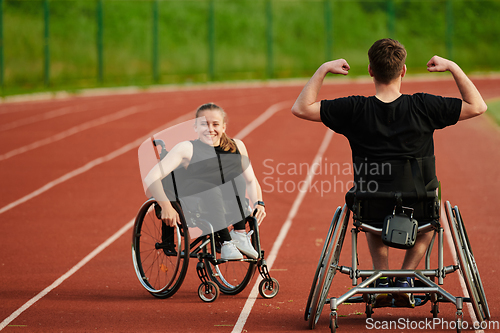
[{"left": 346, "top": 155, "right": 440, "bottom": 249}]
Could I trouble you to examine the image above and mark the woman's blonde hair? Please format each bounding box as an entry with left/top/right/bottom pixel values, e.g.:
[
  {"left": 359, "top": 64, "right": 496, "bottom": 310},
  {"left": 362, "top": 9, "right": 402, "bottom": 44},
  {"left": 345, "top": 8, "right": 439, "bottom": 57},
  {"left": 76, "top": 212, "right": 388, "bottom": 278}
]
[{"left": 195, "top": 103, "right": 237, "bottom": 153}]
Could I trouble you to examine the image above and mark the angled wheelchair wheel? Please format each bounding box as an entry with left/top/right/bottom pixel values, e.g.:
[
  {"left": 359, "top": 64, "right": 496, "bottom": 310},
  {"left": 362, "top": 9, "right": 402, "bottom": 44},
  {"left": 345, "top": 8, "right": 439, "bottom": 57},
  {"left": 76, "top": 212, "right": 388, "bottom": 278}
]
[
  {"left": 203, "top": 222, "right": 257, "bottom": 295},
  {"left": 132, "top": 199, "right": 190, "bottom": 298},
  {"left": 259, "top": 277, "right": 280, "bottom": 299},
  {"left": 308, "top": 205, "right": 350, "bottom": 329},
  {"left": 198, "top": 281, "right": 219, "bottom": 302},
  {"left": 304, "top": 206, "right": 342, "bottom": 322},
  {"left": 445, "top": 201, "right": 490, "bottom": 322}
]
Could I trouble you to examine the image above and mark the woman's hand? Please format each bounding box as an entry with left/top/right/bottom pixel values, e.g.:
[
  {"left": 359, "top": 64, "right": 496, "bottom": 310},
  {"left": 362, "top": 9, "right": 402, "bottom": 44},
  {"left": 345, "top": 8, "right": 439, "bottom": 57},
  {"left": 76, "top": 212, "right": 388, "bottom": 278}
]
[
  {"left": 157, "top": 200, "right": 180, "bottom": 227},
  {"left": 253, "top": 205, "right": 266, "bottom": 226}
]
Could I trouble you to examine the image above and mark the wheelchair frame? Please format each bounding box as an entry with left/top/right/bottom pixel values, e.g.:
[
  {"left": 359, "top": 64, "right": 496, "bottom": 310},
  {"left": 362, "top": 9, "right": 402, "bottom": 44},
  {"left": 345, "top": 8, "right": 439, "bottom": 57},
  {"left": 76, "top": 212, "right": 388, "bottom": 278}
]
[
  {"left": 131, "top": 139, "right": 279, "bottom": 302},
  {"left": 305, "top": 193, "right": 490, "bottom": 333}
]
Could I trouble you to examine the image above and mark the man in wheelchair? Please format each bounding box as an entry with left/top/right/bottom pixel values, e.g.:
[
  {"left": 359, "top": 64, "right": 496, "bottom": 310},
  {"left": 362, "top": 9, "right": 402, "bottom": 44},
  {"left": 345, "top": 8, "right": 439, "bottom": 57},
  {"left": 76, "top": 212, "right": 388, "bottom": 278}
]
[{"left": 292, "top": 38, "right": 487, "bottom": 308}]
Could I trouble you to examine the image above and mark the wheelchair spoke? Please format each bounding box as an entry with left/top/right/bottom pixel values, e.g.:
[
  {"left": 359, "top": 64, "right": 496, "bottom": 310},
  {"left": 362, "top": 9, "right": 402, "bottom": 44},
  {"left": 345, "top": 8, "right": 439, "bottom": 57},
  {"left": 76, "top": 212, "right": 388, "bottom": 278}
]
[
  {"left": 204, "top": 223, "right": 257, "bottom": 295},
  {"left": 446, "top": 202, "right": 490, "bottom": 322},
  {"left": 132, "top": 199, "right": 190, "bottom": 298},
  {"left": 308, "top": 205, "right": 350, "bottom": 329}
]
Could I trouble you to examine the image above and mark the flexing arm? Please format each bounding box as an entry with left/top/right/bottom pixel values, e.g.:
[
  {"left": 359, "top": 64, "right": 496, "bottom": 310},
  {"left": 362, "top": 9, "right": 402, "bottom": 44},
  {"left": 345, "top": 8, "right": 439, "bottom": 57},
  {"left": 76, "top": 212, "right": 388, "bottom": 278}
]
[
  {"left": 427, "top": 55, "right": 487, "bottom": 120},
  {"left": 143, "top": 141, "right": 192, "bottom": 226},
  {"left": 291, "top": 59, "right": 350, "bottom": 121},
  {"left": 234, "top": 139, "right": 266, "bottom": 225}
]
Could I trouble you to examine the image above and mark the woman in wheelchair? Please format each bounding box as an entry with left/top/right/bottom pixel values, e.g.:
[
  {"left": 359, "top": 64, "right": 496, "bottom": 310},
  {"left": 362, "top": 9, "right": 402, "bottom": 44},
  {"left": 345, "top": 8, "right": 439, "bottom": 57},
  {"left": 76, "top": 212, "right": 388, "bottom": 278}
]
[{"left": 143, "top": 102, "right": 266, "bottom": 260}]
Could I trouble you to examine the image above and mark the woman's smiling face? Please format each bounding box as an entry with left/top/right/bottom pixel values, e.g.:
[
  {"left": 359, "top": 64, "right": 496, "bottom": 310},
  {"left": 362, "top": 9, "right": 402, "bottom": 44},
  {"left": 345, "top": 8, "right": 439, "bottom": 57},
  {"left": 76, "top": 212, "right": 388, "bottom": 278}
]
[{"left": 195, "top": 109, "right": 227, "bottom": 146}]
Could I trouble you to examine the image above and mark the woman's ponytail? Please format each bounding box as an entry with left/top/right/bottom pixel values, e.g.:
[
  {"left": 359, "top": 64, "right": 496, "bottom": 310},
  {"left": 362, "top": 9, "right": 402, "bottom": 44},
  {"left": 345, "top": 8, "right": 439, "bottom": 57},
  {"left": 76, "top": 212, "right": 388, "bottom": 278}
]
[{"left": 219, "top": 132, "right": 237, "bottom": 152}]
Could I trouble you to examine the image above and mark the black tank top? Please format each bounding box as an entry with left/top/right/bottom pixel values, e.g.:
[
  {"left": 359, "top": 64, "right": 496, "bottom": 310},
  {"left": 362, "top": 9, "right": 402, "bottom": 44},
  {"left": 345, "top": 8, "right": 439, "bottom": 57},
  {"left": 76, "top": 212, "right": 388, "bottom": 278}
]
[{"left": 186, "top": 139, "right": 244, "bottom": 185}]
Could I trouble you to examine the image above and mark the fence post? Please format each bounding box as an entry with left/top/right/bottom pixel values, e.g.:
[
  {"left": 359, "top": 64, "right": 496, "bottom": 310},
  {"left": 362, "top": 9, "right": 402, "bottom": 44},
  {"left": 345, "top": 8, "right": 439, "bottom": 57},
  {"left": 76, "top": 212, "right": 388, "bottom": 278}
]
[
  {"left": 446, "top": 0, "right": 453, "bottom": 60},
  {"left": 208, "top": 0, "right": 214, "bottom": 81},
  {"left": 96, "top": 0, "right": 103, "bottom": 83},
  {"left": 387, "top": 0, "right": 395, "bottom": 37},
  {"left": 44, "top": 0, "right": 50, "bottom": 87},
  {"left": 266, "top": 0, "right": 273, "bottom": 79},
  {"left": 152, "top": 0, "right": 159, "bottom": 83},
  {"left": 324, "top": 0, "right": 332, "bottom": 61}
]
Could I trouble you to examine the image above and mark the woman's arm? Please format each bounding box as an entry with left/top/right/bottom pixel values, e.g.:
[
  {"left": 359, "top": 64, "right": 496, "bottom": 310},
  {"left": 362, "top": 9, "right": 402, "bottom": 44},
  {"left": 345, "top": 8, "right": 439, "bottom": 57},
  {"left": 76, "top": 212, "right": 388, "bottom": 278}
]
[
  {"left": 143, "top": 141, "right": 193, "bottom": 226},
  {"left": 234, "top": 139, "right": 266, "bottom": 225}
]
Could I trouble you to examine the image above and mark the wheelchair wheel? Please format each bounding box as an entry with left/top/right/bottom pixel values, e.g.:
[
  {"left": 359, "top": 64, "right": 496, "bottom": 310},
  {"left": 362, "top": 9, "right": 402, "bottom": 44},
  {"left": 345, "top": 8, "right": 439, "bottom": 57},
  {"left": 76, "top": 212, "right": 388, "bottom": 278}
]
[
  {"left": 259, "top": 277, "right": 280, "bottom": 299},
  {"left": 445, "top": 201, "right": 490, "bottom": 322},
  {"left": 304, "top": 206, "right": 342, "bottom": 321},
  {"left": 308, "top": 205, "right": 350, "bottom": 329},
  {"left": 203, "top": 222, "right": 257, "bottom": 295},
  {"left": 132, "top": 199, "right": 189, "bottom": 298},
  {"left": 198, "top": 281, "right": 219, "bottom": 302}
]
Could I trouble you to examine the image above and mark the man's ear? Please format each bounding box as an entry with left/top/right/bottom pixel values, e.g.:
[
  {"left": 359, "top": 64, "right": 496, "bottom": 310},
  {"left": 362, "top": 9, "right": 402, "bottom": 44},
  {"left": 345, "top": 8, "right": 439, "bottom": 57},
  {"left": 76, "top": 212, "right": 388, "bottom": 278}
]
[
  {"left": 401, "top": 64, "right": 407, "bottom": 78},
  {"left": 368, "top": 64, "right": 374, "bottom": 77}
]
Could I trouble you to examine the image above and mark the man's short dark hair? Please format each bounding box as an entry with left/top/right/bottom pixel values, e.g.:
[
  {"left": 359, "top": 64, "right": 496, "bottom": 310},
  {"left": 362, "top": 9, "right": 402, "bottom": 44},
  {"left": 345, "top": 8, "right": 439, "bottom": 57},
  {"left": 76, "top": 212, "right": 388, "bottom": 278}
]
[{"left": 368, "top": 38, "right": 407, "bottom": 84}]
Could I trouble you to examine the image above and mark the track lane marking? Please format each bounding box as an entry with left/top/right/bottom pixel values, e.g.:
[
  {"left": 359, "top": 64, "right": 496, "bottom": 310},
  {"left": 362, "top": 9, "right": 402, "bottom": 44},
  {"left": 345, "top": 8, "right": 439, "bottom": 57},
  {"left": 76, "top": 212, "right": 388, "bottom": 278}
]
[
  {"left": 0, "top": 101, "right": 290, "bottom": 329},
  {"left": 0, "top": 102, "right": 161, "bottom": 161},
  {"left": 0, "top": 112, "right": 191, "bottom": 215},
  {"left": 232, "top": 129, "right": 334, "bottom": 333},
  {"left": 0, "top": 101, "right": 106, "bottom": 132},
  {"left": 0, "top": 219, "right": 135, "bottom": 331},
  {"left": 233, "top": 100, "right": 291, "bottom": 139}
]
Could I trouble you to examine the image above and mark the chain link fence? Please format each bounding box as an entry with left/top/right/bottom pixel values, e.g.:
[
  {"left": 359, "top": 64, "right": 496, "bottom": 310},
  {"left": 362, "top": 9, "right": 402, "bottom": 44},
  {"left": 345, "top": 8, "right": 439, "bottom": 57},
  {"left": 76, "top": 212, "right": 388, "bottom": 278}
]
[{"left": 2, "top": 0, "right": 499, "bottom": 95}]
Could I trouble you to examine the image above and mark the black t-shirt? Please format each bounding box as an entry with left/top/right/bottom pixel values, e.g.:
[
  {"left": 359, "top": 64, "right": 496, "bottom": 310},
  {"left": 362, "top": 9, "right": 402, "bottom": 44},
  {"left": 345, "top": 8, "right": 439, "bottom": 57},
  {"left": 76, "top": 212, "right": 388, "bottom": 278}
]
[
  {"left": 321, "top": 93, "right": 461, "bottom": 223},
  {"left": 320, "top": 93, "right": 462, "bottom": 160}
]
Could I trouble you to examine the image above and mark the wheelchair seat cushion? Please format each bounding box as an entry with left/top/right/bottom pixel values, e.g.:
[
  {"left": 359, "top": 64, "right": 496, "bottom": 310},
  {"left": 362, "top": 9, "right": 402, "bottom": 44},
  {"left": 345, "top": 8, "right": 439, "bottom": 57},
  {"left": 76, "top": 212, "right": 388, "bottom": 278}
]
[{"left": 346, "top": 191, "right": 439, "bottom": 227}]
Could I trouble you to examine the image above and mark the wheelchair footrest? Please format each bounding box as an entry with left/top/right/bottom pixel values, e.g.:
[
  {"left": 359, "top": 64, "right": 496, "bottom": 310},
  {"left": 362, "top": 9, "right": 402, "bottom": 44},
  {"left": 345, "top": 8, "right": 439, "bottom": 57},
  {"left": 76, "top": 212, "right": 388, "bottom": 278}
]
[{"left": 340, "top": 293, "right": 454, "bottom": 308}]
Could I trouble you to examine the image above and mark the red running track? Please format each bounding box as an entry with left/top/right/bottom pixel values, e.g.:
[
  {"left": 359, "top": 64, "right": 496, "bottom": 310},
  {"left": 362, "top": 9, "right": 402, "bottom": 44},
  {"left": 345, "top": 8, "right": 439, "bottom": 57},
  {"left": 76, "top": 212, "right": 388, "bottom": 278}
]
[{"left": 0, "top": 76, "right": 499, "bottom": 332}]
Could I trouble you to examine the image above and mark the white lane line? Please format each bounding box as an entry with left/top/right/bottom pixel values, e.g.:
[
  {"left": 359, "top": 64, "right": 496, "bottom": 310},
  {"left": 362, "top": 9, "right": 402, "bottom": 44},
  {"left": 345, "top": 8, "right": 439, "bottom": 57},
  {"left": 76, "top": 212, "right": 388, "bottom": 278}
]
[
  {"left": 0, "top": 101, "right": 291, "bottom": 215},
  {"left": 233, "top": 100, "right": 292, "bottom": 140},
  {"left": 0, "top": 101, "right": 289, "bottom": 329},
  {"left": 232, "top": 129, "right": 334, "bottom": 333},
  {"left": 441, "top": 205, "right": 483, "bottom": 332},
  {"left": 0, "top": 102, "right": 103, "bottom": 132},
  {"left": 0, "top": 219, "right": 135, "bottom": 331},
  {"left": 0, "top": 102, "right": 160, "bottom": 161},
  {"left": 0, "top": 112, "right": 191, "bottom": 215}
]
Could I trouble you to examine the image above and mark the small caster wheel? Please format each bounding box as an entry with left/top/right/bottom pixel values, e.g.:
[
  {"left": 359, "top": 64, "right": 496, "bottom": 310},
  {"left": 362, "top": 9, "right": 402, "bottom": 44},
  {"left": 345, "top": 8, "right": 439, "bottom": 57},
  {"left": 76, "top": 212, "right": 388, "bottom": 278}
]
[
  {"left": 431, "top": 302, "right": 439, "bottom": 318},
  {"left": 455, "top": 297, "right": 463, "bottom": 333},
  {"left": 329, "top": 311, "right": 338, "bottom": 333},
  {"left": 366, "top": 302, "right": 373, "bottom": 318},
  {"left": 259, "top": 278, "right": 279, "bottom": 299},
  {"left": 456, "top": 315, "right": 463, "bottom": 333},
  {"left": 198, "top": 281, "right": 219, "bottom": 302}
]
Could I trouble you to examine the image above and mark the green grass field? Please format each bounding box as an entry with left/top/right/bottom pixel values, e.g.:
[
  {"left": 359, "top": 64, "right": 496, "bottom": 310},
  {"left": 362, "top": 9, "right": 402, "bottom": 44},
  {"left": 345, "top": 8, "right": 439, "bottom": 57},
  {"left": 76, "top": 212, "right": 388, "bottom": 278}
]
[
  {"left": 2, "top": 0, "right": 499, "bottom": 96},
  {"left": 487, "top": 99, "right": 500, "bottom": 127}
]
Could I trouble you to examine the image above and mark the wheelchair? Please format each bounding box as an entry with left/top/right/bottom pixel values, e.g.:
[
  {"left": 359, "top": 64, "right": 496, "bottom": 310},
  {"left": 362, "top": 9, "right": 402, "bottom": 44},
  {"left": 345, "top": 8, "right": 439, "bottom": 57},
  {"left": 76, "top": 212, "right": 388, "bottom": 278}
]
[
  {"left": 131, "top": 139, "right": 279, "bottom": 302},
  {"left": 305, "top": 189, "right": 490, "bottom": 333}
]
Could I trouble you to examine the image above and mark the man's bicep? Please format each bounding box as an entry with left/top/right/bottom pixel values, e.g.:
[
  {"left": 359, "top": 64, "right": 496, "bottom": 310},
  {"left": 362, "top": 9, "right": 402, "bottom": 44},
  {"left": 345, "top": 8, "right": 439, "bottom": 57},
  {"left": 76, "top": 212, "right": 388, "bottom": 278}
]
[
  {"left": 305, "top": 102, "right": 322, "bottom": 121},
  {"left": 292, "top": 101, "right": 322, "bottom": 122},
  {"left": 458, "top": 100, "right": 481, "bottom": 121}
]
